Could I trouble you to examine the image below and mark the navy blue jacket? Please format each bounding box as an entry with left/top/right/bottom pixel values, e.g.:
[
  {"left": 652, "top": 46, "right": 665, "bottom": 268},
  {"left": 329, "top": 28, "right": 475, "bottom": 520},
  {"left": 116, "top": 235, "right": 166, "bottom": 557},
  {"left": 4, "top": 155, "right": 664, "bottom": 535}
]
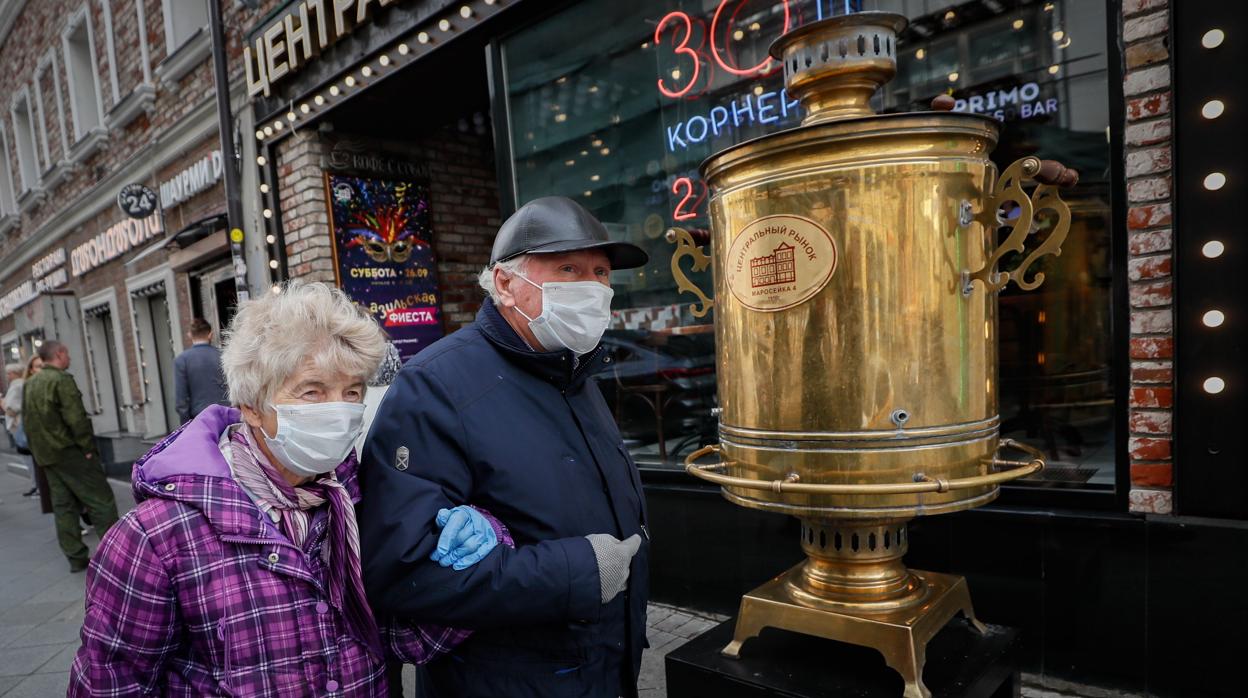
[
  {"left": 172, "top": 343, "right": 228, "bottom": 424},
  {"left": 358, "top": 300, "right": 650, "bottom": 698}
]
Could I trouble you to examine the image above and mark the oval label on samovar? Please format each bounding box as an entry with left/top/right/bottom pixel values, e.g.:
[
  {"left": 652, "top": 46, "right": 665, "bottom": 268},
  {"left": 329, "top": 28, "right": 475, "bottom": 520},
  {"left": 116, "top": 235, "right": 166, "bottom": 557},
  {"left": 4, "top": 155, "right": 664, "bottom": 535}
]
[{"left": 725, "top": 214, "right": 838, "bottom": 312}]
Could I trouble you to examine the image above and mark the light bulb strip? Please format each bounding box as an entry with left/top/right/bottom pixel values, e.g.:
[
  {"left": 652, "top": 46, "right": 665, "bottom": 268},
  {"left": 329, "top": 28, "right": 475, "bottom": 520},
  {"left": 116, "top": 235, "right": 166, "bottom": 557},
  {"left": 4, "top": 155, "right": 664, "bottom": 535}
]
[{"left": 253, "top": 1, "right": 508, "bottom": 144}]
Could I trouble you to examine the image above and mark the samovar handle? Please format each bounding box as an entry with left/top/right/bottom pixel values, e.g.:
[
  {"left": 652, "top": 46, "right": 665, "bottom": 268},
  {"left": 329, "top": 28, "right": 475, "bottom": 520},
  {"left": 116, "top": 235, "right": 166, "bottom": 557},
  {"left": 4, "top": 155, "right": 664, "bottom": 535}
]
[
  {"left": 963, "top": 156, "right": 1078, "bottom": 295},
  {"left": 665, "top": 227, "right": 715, "bottom": 318}
]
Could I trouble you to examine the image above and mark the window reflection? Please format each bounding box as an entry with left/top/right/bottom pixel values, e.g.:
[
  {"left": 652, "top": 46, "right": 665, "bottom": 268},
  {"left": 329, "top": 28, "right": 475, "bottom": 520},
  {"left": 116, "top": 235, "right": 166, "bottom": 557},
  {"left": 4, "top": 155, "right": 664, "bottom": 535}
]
[{"left": 503, "top": 0, "right": 1115, "bottom": 490}]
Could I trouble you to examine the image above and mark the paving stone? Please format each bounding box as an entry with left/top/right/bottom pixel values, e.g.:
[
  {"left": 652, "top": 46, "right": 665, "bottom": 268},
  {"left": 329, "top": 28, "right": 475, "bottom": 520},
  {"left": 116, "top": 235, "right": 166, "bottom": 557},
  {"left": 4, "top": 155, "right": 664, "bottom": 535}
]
[
  {"left": 35, "top": 642, "right": 80, "bottom": 675},
  {"left": 2, "top": 670, "right": 70, "bottom": 697},
  {"left": 6, "top": 621, "right": 83, "bottom": 649},
  {"left": 0, "top": 644, "right": 63, "bottom": 678}
]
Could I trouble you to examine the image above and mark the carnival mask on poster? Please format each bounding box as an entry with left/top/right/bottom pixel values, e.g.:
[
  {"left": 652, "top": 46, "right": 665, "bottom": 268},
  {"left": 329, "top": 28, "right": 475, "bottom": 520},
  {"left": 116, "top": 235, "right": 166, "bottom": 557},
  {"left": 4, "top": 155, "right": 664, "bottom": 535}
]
[{"left": 359, "top": 237, "right": 414, "bottom": 263}]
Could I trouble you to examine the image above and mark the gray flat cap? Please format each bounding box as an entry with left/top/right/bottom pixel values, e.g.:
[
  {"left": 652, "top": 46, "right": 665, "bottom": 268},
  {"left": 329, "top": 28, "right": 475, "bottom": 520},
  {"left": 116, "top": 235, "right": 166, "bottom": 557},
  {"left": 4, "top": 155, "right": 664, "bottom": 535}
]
[{"left": 490, "top": 196, "right": 648, "bottom": 270}]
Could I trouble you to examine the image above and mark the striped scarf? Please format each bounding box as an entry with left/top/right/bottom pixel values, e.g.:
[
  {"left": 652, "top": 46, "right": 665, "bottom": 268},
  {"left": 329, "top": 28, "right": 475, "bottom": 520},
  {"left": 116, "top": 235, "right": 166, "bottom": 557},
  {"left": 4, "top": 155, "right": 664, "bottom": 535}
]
[{"left": 228, "top": 425, "right": 381, "bottom": 656}]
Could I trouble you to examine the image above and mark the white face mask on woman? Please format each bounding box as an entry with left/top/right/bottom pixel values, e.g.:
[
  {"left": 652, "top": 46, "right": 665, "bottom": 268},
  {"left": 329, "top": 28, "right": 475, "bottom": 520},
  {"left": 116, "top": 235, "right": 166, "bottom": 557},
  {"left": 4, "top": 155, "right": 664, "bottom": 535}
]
[
  {"left": 513, "top": 274, "right": 614, "bottom": 355},
  {"left": 261, "top": 402, "right": 366, "bottom": 477}
]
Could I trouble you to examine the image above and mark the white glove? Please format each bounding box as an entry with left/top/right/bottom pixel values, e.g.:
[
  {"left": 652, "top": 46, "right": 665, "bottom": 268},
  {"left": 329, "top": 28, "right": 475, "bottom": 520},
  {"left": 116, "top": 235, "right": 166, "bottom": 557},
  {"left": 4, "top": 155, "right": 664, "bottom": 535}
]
[{"left": 585, "top": 533, "right": 643, "bottom": 604}]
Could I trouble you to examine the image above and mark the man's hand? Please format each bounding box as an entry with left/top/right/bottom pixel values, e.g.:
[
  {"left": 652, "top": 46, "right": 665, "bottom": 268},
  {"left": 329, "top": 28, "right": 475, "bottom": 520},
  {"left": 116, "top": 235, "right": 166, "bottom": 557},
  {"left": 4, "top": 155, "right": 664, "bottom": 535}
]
[
  {"left": 432, "top": 506, "right": 499, "bottom": 571},
  {"left": 586, "top": 534, "right": 643, "bottom": 604}
]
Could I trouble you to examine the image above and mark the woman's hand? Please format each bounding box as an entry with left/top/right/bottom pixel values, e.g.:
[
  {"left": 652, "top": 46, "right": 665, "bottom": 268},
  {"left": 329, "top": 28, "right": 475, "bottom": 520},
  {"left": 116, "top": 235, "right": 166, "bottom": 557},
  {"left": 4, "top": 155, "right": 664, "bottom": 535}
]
[{"left": 432, "top": 506, "right": 499, "bottom": 570}]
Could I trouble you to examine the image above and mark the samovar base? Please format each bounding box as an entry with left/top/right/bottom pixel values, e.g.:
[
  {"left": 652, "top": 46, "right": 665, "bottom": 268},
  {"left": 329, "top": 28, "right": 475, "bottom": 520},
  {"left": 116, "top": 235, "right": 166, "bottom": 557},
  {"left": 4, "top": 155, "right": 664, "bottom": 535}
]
[{"left": 722, "top": 566, "right": 986, "bottom": 698}]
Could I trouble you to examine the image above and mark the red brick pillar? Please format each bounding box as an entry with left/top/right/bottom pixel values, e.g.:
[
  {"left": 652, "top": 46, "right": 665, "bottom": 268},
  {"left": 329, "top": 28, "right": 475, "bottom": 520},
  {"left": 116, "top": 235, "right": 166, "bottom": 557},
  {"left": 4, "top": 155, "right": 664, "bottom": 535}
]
[{"left": 1122, "top": 0, "right": 1175, "bottom": 514}]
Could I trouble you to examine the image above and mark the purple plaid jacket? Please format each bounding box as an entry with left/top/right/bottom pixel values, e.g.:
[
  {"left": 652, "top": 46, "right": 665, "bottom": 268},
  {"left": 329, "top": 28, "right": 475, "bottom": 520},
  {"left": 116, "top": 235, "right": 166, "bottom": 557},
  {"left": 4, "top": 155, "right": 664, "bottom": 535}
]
[{"left": 68, "top": 406, "right": 509, "bottom": 697}]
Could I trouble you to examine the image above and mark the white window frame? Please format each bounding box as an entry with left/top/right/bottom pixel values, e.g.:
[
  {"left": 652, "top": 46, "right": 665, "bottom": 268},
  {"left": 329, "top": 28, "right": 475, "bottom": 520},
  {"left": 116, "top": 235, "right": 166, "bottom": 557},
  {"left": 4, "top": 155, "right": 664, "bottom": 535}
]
[
  {"left": 33, "top": 51, "right": 72, "bottom": 188},
  {"left": 0, "top": 120, "right": 19, "bottom": 227},
  {"left": 102, "top": 0, "right": 157, "bottom": 129},
  {"left": 160, "top": 0, "right": 209, "bottom": 55},
  {"left": 9, "top": 87, "right": 45, "bottom": 202},
  {"left": 61, "top": 5, "right": 108, "bottom": 152},
  {"left": 78, "top": 286, "right": 136, "bottom": 433},
  {"left": 125, "top": 264, "right": 183, "bottom": 438},
  {"left": 154, "top": 0, "right": 210, "bottom": 86}
]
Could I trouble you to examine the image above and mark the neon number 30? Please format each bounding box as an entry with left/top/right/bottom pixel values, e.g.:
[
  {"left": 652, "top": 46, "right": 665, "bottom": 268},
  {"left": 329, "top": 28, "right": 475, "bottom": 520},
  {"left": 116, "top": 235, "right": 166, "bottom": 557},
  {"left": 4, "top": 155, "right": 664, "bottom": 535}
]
[
  {"left": 655, "top": 12, "right": 701, "bottom": 99},
  {"left": 672, "top": 177, "right": 698, "bottom": 221}
]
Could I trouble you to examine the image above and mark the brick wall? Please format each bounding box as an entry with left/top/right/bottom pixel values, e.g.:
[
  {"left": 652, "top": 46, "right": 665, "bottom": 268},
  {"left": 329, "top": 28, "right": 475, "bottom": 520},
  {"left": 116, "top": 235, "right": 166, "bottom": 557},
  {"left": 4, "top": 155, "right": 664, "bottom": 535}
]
[
  {"left": 1122, "top": 0, "right": 1175, "bottom": 515},
  {"left": 274, "top": 124, "right": 500, "bottom": 331}
]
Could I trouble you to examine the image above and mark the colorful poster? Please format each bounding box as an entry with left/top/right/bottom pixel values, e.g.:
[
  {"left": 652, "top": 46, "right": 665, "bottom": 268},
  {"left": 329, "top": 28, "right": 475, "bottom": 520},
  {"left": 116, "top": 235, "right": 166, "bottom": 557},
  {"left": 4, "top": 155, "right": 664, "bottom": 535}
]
[{"left": 327, "top": 173, "right": 443, "bottom": 360}]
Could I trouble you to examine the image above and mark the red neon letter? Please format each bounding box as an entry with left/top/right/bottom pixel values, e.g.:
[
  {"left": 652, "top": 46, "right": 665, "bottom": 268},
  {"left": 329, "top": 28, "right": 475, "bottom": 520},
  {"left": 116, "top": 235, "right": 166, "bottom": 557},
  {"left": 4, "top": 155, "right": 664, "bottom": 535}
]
[{"left": 672, "top": 177, "right": 698, "bottom": 221}]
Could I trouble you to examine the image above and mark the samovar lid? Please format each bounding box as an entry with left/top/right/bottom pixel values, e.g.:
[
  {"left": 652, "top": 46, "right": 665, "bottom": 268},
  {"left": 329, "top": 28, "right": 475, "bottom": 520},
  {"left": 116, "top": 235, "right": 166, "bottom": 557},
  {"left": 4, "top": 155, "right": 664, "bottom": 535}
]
[{"left": 770, "top": 11, "right": 909, "bottom": 125}]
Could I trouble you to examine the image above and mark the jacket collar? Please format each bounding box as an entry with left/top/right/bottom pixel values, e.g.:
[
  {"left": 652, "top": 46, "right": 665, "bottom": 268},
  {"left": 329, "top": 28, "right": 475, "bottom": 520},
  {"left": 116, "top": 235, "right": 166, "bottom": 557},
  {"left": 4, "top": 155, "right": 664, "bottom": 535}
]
[{"left": 475, "top": 299, "right": 607, "bottom": 390}]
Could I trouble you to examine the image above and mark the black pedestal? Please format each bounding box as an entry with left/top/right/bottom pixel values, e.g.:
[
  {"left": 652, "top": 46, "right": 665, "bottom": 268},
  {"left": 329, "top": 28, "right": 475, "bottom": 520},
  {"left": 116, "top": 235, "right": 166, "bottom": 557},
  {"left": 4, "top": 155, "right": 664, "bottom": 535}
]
[{"left": 665, "top": 617, "right": 1020, "bottom": 698}]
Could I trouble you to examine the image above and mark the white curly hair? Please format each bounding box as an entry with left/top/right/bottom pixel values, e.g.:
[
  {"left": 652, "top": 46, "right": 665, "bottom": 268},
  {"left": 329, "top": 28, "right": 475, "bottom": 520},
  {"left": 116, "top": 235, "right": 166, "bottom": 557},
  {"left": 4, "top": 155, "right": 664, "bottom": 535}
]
[
  {"left": 477, "top": 255, "right": 531, "bottom": 302},
  {"left": 220, "top": 281, "right": 387, "bottom": 409}
]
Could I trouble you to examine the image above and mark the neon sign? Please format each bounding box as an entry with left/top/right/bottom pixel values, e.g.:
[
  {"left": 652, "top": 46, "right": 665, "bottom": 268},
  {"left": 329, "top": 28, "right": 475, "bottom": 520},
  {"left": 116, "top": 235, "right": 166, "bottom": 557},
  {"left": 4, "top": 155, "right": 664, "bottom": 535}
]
[
  {"left": 952, "top": 82, "right": 1060, "bottom": 122},
  {"left": 665, "top": 88, "right": 800, "bottom": 152}
]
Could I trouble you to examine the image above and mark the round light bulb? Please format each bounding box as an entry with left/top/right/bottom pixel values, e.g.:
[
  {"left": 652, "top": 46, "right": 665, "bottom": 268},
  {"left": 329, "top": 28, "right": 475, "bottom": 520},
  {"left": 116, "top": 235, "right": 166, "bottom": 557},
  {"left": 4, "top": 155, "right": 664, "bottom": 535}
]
[
  {"left": 398, "top": 43, "right": 410, "bottom": 55},
  {"left": 271, "top": 285, "right": 281, "bottom": 295},
  {"left": 259, "top": 183, "right": 270, "bottom": 194},
  {"left": 1048, "top": 64, "right": 1060, "bottom": 74},
  {"left": 1203, "top": 376, "right": 1226, "bottom": 394},
  {"left": 583, "top": 190, "right": 592, "bottom": 197},
  {"left": 299, "top": 103, "right": 310, "bottom": 114},
  {"left": 361, "top": 66, "right": 372, "bottom": 77},
  {"left": 1202, "top": 310, "right": 1225, "bottom": 327},
  {"left": 269, "top": 259, "right": 279, "bottom": 269},
  {"left": 286, "top": 112, "right": 296, "bottom": 122},
  {"left": 263, "top": 126, "right": 273, "bottom": 136},
  {"left": 1202, "top": 29, "right": 1225, "bottom": 49},
  {"left": 256, "top": 155, "right": 267, "bottom": 166},
  {"left": 266, "top": 234, "right": 276, "bottom": 244},
  {"left": 345, "top": 76, "right": 356, "bottom": 87},
  {"left": 1013, "top": 19, "right": 1024, "bottom": 30},
  {"left": 418, "top": 32, "right": 430, "bottom": 44},
  {"left": 1202, "top": 240, "right": 1225, "bottom": 258},
  {"left": 314, "top": 95, "right": 325, "bottom": 106},
  {"left": 460, "top": 6, "right": 472, "bottom": 18},
  {"left": 1202, "top": 100, "right": 1225, "bottom": 119},
  {"left": 262, "top": 208, "right": 272, "bottom": 219},
  {"left": 915, "top": 48, "right": 926, "bottom": 60},
  {"left": 590, "top": 174, "right": 600, "bottom": 182},
  {"left": 439, "top": 19, "right": 451, "bottom": 32},
  {"left": 273, "top": 120, "right": 284, "bottom": 131},
  {"left": 329, "top": 85, "right": 340, "bottom": 96},
  {"left": 255, "top": 130, "right": 265, "bottom": 140},
  {"left": 1204, "top": 172, "right": 1226, "bottom": 190},
  {"left": 600, "top": 147, "right": 610, "bottom": 155},
  {"left": 1052, "top": 30, "right": 1065, "bottom": 41},
  {"left": 379, "top": 55, "right": 391, "bottom": 66},
  {"left": 948, "top": 71, "right": 959, "bottom": 82}
]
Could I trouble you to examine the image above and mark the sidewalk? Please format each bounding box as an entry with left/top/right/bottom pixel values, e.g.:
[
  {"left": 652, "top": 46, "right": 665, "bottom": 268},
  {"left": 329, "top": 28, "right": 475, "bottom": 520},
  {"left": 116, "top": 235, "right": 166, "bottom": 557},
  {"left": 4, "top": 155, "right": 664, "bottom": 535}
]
[
  {"left": 0, "top": 455, "right": 133, "bottom": 697},
  {"left": 0, "top": 453, "right": 719, "bottom": 696}
]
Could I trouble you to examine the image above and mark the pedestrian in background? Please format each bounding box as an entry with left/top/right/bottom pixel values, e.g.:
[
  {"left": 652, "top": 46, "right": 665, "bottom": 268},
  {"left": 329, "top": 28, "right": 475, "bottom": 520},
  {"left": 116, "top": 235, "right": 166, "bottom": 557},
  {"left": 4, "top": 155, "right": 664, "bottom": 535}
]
[
  {"left": 173, "top": 317, "right": 229, "bottom": 424},
  {"left": 70, "top": 282, "right": 508, "bottom": 696},
  {"left": 21, "top": 341, "right": 118, "bottom": 572},
  {"left": 3, "top": 357, "right": 41, "bottom": 497}
]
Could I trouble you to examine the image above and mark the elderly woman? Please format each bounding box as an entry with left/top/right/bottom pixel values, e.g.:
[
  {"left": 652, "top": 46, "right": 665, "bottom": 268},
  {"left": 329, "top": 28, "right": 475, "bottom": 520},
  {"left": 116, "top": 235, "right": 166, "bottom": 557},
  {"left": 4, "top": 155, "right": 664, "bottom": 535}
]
[{"left": 70, "top": 283, "right": 506, "bottom": 696}]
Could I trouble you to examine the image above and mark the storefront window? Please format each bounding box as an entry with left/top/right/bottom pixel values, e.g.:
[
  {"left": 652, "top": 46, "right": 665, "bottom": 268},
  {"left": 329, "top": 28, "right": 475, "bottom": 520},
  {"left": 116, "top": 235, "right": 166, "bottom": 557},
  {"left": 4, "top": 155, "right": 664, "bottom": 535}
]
[{"left": 501, "top": 1, "right": 1115, "bottom": 491}]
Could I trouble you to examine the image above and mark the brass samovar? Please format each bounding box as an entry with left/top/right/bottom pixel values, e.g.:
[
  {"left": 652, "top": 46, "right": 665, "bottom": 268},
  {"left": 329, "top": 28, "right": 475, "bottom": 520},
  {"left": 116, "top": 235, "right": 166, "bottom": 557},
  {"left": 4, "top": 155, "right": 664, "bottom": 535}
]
[{"left": 667, "top": 12, "right": 1076, "bottom": 698}]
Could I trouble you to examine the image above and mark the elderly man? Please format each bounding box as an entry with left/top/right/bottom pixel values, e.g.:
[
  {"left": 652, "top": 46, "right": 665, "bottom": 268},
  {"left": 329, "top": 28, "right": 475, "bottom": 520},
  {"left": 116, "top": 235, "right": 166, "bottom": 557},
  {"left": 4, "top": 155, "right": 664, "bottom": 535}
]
[
  {"left": 22, "top": 341, "right": 119, "bottom": 572},
  {"left": 359, "top": 196, "right": 652, "bottom": 697}
]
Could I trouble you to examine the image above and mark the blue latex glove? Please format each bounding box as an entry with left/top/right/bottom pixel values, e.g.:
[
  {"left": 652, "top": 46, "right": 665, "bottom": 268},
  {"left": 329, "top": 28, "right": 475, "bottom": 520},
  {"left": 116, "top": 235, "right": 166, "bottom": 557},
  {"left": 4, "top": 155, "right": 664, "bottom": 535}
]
[{"left": 431, "top": 506, "right": 499, "bottom": 570}]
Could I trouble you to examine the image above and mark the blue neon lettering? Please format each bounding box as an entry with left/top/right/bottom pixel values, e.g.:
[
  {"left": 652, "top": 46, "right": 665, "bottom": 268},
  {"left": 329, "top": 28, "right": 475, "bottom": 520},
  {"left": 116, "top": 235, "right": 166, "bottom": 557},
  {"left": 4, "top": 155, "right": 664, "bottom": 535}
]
[
  {"left": 709, "top": 106, "right": 729, "bottom": 135},
  {"left": 731, "top": 94, "right": 753, "bottom": 127},
  {"left": 781, "top": 88, "right": 799, "bottom": 118},
  {"left": 757, "top": 91, "right": 779, "bottom": 124},
  {"left": 686, "top": 115, "right": 709, "bottom": 143},
  {"left": 667, "top": 122, "right": 687, "bottom": 151}
]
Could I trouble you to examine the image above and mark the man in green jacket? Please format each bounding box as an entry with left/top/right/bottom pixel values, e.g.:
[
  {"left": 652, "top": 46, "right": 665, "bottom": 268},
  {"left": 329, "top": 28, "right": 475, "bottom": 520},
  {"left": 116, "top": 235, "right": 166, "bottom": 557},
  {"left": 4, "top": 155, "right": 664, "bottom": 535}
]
[{"left": 22, "top": 340, "right": 119, "bottom": 572}]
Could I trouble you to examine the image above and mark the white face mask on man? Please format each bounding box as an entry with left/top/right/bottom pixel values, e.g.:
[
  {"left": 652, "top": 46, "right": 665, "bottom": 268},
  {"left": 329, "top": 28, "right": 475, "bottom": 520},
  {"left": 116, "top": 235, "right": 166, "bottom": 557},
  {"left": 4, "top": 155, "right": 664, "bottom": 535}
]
[
  {"left": 513, "top": 274, "right": 614, "bottom": 355},
  {"left": 261, "top": 402, "right": 366, "bottom": 477}
]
